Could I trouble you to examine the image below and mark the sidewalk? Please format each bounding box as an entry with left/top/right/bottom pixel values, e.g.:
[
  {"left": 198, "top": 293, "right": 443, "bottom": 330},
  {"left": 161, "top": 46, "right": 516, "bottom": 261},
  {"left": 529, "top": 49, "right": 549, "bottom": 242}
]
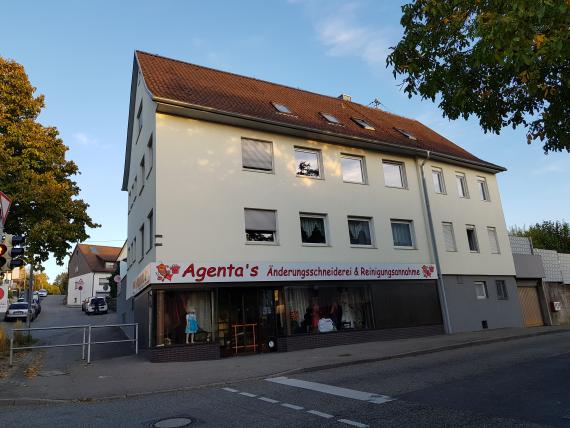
[{"left": 0, "top": 325, "right": 568, "bottom": 405}]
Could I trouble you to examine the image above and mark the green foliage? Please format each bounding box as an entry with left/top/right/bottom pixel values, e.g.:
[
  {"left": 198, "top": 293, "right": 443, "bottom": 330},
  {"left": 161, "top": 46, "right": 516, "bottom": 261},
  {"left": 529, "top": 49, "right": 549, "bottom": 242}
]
[
  {"left": 53, "top": 271, "right": 69, "bottom": 295},
  {"left": 32, "top": 272, "right": 49, "bottom": 291},
  {"left": 387, "top": 0, "right": 570, "bottom": 153},
  {"left": 0, "top": 57, "right": 99, "bottom": 267},
  {"left": 511, "top": 220, "right": 570, "bottom": 253}
]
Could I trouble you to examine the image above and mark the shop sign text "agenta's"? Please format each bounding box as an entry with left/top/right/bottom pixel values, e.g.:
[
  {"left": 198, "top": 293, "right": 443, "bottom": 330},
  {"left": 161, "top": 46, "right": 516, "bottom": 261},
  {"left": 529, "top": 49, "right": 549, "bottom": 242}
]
[{"left": 130, "top": 261, "right": 437, "bottom": 297}]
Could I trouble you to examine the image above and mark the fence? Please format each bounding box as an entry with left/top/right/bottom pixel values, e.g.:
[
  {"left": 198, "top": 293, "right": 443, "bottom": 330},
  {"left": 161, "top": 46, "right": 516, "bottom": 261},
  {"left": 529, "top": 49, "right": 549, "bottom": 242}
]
[{"left": 9, "top": 323, "right": 138, "bottom": 366}]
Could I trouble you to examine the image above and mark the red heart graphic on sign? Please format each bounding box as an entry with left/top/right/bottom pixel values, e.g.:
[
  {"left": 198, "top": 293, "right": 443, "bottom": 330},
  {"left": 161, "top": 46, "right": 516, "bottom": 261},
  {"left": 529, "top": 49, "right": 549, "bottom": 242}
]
[{"left": 0, "top": 288, "right": 4, "bottom": 299}]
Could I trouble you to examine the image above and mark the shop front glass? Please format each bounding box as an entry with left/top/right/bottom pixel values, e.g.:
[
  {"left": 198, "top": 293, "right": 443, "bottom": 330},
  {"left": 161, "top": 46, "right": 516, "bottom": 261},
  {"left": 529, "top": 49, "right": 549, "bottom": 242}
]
[
  {"left": 286, "top": 286, "right": 373, "bottom": 334},
  {"left": 154, "top": 290, "right": 214, "bottom": 347}
]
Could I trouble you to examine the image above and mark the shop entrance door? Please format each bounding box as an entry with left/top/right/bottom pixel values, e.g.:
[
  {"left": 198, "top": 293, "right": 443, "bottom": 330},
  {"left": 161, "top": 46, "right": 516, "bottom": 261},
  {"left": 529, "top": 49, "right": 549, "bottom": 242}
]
[{"left": 217, "top": 288, "right": 283, "bottom": 356}]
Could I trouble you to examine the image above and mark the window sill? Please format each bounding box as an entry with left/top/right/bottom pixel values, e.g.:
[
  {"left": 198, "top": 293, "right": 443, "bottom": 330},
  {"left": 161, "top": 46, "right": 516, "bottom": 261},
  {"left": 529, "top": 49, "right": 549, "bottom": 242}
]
[
  {"left": 385, "top": 185, "right": 408, "bottom": 190},
  {"left": 243, "top": 167, "right": 274, "bottom": 175},
  {"left": 343, "top": 180, "right": 367, "bottom": 185},
  {"left": 393, "top": 246, "right": 417, "bottom": 250},
  {"left": 350, "top": 245, "right": 376, "bottom": 249},
  {"left": 296, "top": 174, "right": 324, "bottom": 180},
  {"left": 301, "top": 243, "right": 330, "bottom": 247},
  {"left": 245, "top": 241, "right": 279, "bottom": 246},
  {"left": 469, "top": 250, "right": 480, "bottom": 253}
]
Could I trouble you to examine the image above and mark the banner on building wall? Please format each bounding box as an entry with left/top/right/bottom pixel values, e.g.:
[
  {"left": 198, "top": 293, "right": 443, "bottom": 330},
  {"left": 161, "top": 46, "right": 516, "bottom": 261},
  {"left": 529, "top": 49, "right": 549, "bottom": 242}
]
[
  {"left": 128, "top": 261, "right": 437, "bottom": 298},
  {"left": 0, "top": 285, "right": 8, "bottom": 313}
]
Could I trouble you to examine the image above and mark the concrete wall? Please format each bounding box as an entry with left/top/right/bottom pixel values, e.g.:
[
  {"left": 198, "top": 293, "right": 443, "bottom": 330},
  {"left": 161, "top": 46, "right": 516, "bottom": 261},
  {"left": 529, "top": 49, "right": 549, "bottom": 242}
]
[
  {"left": 545, "top": 282, "right": 570, "bottom": 326},
  {"left": 443, "top": 275, "right": 523, "bottom": 332}
]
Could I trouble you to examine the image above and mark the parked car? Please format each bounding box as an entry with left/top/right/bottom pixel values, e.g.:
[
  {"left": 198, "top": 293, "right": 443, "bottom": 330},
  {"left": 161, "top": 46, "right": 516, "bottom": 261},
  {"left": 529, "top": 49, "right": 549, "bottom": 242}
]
[
  {"left": 81, "top": 298, "right": 90, "bottom": 312},
  {"left": 4, "top": 302, "right": 35, "bottom": 322},
  {"left": 85, "top": 297, "right": 108, "bottom": 315},
  {"left": 38, "top": 289, "right": 48, "bottom": 297}
]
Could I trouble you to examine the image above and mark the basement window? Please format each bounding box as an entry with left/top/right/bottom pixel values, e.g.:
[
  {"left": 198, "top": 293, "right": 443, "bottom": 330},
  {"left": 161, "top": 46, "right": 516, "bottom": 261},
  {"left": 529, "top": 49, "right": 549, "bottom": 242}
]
[
  {"left": 394, "top": 127, "right": 417, "bottom": 140},
  {"left": 352, "top": 118, "right": 375, "bottom": 130},
  {"left": 271, "top": 102, "right": 292, "bottom": 114},
  {"left": 320, "top": 113, "right": 341, "bottom": 125}
]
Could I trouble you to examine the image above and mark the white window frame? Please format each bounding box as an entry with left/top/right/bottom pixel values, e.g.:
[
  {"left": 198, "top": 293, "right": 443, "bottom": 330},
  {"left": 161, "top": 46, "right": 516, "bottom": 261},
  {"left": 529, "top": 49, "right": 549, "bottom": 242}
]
[
  {"left": 474, "top": 281, "right": 488, "bottom": 299},
  {"left": 341, "top": 154, "right": 367, "bottom": 184},
  {"left": 347, "top": 216, "right": 375, "bottom": 248},
  {"left": 244, "top": 208, "right": 279, "bottom": 245},
  {"left": 466, "top": 225, "right": 480, "bottom": 253},
  {"left": 477, "top": 176, "right": 490, "bottom": 201},
  {"left": 294, "top": 147, "right": 323, "bottom": 179},
  {"left": 456, "top": 172, "right": 469, "bottom": 198},
  {"left": 382, "top": 160, "right": 408, "bottom": 189},
  {"left": 390, "top": 219, "right": 416, "bottom": 249},
  {"left": 105, "top": 262, "right": 115, "bottom": 270},
  {"left": 299, "top": 213, "right": 329, "bottom": 247},
  {"left": 352, "top": 117, "right": 375, "bottom": 130},
  {"left": 487, "top": 226, "right": 501, "bottom": 254},
  {"left": 241, "top": 138, "right": 274, "bottom": 173},
  {"left": 442, "top": 222, "right": 457, "bottom": 252},
  {"left": 320, "top": 112, "right": 342, "bottom": 125},
  {"left": 432, "top": 168, "right": 446, "bottom": 194},
  {"left": 271, "top": 102, "right": 292, "bottom": 114}
]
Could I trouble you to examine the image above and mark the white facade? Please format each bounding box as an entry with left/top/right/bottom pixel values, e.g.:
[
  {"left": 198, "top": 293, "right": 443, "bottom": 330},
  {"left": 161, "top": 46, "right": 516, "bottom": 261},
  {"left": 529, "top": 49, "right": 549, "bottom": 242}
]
[{"left": 67, "top": 272, "right": 112, "bottom": 306}]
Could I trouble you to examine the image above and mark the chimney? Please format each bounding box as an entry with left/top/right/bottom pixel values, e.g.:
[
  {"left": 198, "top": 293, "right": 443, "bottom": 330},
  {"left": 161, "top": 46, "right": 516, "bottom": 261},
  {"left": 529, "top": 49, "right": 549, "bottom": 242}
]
[{"left": 338, "top": 93, "right": 352, "bottom": 102}]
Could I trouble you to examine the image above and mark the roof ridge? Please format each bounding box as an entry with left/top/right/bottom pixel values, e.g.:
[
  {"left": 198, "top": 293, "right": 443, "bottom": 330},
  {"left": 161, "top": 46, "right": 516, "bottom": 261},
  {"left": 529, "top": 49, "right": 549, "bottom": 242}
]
[{"left": 135, "top": 50, "right": 419, "bottom": 121}]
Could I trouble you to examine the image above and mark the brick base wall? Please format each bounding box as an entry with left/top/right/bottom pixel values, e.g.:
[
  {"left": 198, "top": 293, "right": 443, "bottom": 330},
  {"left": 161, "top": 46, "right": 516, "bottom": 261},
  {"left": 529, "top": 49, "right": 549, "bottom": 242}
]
[
  {"left": 147, "top": 343, "right": 221, "bottom": 363},
  {"left": 277, "top": 325, "right": 443, "bottom": 352}
]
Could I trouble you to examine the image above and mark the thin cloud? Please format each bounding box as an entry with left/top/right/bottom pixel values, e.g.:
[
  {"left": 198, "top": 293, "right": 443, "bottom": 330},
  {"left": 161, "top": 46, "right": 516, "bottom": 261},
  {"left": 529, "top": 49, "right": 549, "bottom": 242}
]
[
  {"left": 531, "top": 158, "right": 570, "bottom": 176},
  {"left": 72, "top": 132, "right": 99, "bottom": 146}
]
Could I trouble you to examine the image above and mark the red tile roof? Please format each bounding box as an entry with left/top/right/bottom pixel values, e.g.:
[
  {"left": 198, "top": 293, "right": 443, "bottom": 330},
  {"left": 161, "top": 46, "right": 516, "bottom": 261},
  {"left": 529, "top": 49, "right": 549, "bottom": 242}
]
[
  {"left": 77, "top": 244, "right": 121, "bottom": 272},
  {"left": 136, "top": 51, "right": 501, "bottom": 171}
]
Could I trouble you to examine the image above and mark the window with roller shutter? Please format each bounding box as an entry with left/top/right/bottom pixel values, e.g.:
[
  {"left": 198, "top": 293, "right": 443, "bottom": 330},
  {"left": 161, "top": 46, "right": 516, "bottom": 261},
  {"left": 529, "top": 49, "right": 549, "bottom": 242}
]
[
  {"left": 442, "top": 222, "right": 457, "bottom": 252},
  {"left": 241, "top": 138, "right": 273, "bottom": 172}
]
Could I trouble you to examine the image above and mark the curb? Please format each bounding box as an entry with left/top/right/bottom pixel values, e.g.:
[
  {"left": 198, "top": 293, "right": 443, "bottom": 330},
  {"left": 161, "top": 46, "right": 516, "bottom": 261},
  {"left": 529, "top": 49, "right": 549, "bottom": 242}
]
[{"left": 0, "top": 327, "right": 568, "bottom": 407}]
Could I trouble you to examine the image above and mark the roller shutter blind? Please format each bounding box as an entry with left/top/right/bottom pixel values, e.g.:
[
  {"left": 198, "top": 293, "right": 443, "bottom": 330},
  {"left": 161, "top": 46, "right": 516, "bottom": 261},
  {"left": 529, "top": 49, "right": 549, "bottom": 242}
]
[
  {"left": 242, "top": 138, "right": 273, "bottom": 171},
  {"left": 244, "top": 209, "right": 276, "bottom": 231}
]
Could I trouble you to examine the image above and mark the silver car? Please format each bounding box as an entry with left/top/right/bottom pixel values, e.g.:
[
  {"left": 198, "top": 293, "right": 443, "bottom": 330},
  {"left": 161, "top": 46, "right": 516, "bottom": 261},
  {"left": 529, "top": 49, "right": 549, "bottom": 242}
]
[{"left": 4, "top": 302, "right": 35, "bottom": 322}]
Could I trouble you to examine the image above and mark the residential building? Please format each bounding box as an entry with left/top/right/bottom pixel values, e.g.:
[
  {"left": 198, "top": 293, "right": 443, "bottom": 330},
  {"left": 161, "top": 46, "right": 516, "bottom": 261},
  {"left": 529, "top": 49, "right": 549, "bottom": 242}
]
[
  {"left": 122, "top": 51, "right": 522, "bottom": 361},
  {"left": 66, "top": 244, "right": 121, "bottom": 306}
]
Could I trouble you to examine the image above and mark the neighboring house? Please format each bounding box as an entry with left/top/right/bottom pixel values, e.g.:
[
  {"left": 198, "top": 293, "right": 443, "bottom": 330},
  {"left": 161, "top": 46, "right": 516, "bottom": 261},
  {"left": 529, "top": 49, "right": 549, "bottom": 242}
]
[
  {"left": 122, "top": 51, "right": 521, "bottom": 361},
  {"left": 66, "top": 244, "right": 121, "bottom": 306}
]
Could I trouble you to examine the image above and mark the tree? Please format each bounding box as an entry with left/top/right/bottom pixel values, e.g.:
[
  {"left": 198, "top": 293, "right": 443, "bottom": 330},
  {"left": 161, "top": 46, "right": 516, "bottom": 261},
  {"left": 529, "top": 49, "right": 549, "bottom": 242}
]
[
  {"left": 33, "top": 272, "right": 49, "bottom": 291},
  {"left": 0, "top": 57, "right": 99, "bottom": 267},
  {"left": 387, "top": 1, "right": 570, "bottom": 153},
  {"left": 107, "top": 265, "right": 120, "bottom": 299},
  {"left": 511, "top": 220, "right": 570, "bottom": 253},
  {"left": 53, "top": 271, "right": 69, "bottom": 295}
]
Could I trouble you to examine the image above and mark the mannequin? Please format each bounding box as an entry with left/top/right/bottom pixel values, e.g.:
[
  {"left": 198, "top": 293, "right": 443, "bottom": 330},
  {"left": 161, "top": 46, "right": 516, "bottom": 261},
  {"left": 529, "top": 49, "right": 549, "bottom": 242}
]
[{"left": 185, "top": 307, "right": 199, "bottom": 344}]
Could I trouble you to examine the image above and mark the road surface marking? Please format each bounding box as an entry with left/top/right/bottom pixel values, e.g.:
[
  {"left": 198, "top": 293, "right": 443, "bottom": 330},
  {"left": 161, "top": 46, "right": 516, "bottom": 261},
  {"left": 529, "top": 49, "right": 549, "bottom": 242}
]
[
  {"left": 222, "top": 387, "right": 238, "bottom": 393},
  {"left": 281, "top": 403, "right": 304, "bottom": 410},
  {"left": 239, "top": 392, "right": 257, "bottom": 398},
  {"left": 338, "top": 419, "right": 369, "bottom": 428},
  {"left": 258, "top": 396, "right": 279, "bottom": 404},
  {"left": 266, "top": 376, "right": 394, "bottom": 404},
  {"left": 307, "top": 410, "right": 334, "bottom": 419}
]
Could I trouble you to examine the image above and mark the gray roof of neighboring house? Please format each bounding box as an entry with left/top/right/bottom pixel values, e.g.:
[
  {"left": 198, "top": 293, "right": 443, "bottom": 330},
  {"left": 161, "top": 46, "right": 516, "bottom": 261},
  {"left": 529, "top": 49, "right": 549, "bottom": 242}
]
[
  {"left": 509, "top": 236, "right": 533, "bottom": 255},
  {"left": 559, "top": 253, "right": 570, "bottom": 285},
  {"left": 534, "top": 248, "right": 564, "bottom": 283}
]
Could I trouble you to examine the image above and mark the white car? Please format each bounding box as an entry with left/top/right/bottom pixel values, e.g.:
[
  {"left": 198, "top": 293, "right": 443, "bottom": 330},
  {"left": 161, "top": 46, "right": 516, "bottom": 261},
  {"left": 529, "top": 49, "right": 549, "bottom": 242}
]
[
  {"left": 85, "top": 297, "right": 108, "bottom": 315},
  {"left": 38, "top": 289, "right": 48, "bottom": 297}
]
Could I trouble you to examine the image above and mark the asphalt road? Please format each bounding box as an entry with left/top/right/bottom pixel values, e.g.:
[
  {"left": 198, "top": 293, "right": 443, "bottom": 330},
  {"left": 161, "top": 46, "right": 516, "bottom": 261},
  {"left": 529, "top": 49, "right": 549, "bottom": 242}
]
[{"left": 2, "top": 330, "right": 570, "bottom": 427}]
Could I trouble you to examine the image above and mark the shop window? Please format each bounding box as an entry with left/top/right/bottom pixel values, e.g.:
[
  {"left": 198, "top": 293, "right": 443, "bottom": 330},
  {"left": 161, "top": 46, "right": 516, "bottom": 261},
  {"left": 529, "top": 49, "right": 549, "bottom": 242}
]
[
  {"left": 391, "top": 220, "right": 415, "bottom": 248},
  {"left": 474, "top": 281, "right": 488, "bottom": 299},
  {"left": 496, "top": 280, "right": 508, "bottom": 300},
  {"left": 348, "top": 217, "right": 373, "bottom": 246},
  {"left": 287, "top": 286, "right": 373, "bottom": 334},
  {"left": 244, "top": 208, "right": 277, "bottom": 243},
  {"left": 341, "top": 155, "right": 366, "bottom": 184},
  {"left": 242, "top": 138, "right": 273, "bottom": 172},
  {"left": 295, "top": 148, "right": 322, "bottom": 178},
  {"left": 154, "top": 290, "right": 213, "bottom": 347},
  {"left": 300, "top": 214, "right": 328, "bottom": 245},
  {"left": 382, "top": 160, "right": 407, "bottom": 188}
]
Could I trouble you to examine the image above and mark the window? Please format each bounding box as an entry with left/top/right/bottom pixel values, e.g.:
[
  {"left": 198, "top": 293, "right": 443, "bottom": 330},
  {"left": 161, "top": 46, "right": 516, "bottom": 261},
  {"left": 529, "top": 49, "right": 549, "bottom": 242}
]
[
  {"left": 394, "top": 127, "right": 417, "bottom": 140},
  {"left": 244, "top": 209, "right": 277, "bottom": 243},
  {"left": 432, "top": 168, "right": 446, "bottom": 194},
  {"left": 139, "top": 156, "right": 145, "bottom": 192},
  {"left": 487, "top": 227, "right": 500, "bottom": 254},
  {"left": 456, "top": 173, "right": 469, "bottom": 198},
  {"left": 383, "top": 160, "right": 407, "bottom": 188},
  {"left": 496, "top": 280, "right": 508, "bottom": 300},
  {"left": 295, "top": 148, "right": 322, "bottom": 178},
  {"left": 271, "top": 102, "right": 292, "bottom": 114},
  {"left": 320, "top": 112, "right": 341, "bottom": 125},
  {"left": 300, "top": 214, "right": 328, "bottom": 245},
  {"left": 352, "top": 117, "right": 374, "bottom": 130},
  {"left": 341, "top": 155, "right": 366, "bottom": 184},
  {"left": 466, "top": 225, "right": 479, "bottom": 252},
  {"left": 147, "top": 210, "right": 154, "bottom": 251},
  {"left": 136, "top": 101, "right": 143, "bottom": 135},
  {"left": 242, "top": 138, "right": 273, "bottom": 172},
  {"left": 477, "top": 177, "right": 490, "bottom": 201},
  {"left": 442, "top": 222, "right": 457, "bottom": 252},
  {"left": 391, "top": 220, "right": 415, "bottom": 248},
  {"left": 147, "top": 134, "right": 153, "bottom": 176},
  {"left": 139, "top": 224, "right": 145, "bottom": 261},
  {"left": 133, "top": 176, "right": 138, "bottom": 201},
  {"left": 474, "top": 281, "right": 488, "bottom": 299},
  {"left": 348, "top": 217, "right": 373, "bottom": 246},
  {"left": 133, "top": 238, "right": 137, "bottom": 264},
  {"left": 105, "top": 262, "right": 115, "bottom": 270}
]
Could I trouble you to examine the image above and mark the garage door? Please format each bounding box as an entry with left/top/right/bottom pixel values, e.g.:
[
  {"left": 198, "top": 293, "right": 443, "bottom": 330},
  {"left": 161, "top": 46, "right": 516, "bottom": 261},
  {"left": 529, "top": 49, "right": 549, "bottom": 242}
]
[{"left": 517, "top": 286, "right": 544, "bottom": 327}]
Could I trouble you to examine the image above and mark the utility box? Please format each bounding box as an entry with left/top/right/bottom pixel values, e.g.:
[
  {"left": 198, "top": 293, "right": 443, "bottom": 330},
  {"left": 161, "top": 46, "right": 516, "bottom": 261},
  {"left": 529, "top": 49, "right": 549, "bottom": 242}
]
[{"left": 551, "top": 301, "right": 562, "bottom": 312}]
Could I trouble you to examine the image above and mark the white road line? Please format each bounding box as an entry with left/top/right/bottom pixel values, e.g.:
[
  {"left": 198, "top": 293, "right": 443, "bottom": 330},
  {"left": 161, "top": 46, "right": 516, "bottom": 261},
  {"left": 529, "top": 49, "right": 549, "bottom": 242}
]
[
  {"left": 266, "top": 376, "right": 394, "bottom": 404},
  {"left": 239, "top": 392, "right": 257, "bottom": 398},
  {"left": 281, "top": 403, "right": 304, "bottom": 410},
  {"left": 222, "top": 387, "right": 238, "bottom": 393},
  {"left": 307, "top": 410, "right": 334, "bottom": 419},
  {"left": 258, "top": 396, "right": 279, "bottom": 404},
  {"left": 338, "top": 419, "right": 369, "bottom": 428}
]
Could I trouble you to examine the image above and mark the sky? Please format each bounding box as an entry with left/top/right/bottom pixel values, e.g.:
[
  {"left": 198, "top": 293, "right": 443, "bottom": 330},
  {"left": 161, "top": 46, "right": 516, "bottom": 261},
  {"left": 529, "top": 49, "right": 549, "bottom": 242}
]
[{"left": 1, "top": 0, "right": 568, "bottom": 282}]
